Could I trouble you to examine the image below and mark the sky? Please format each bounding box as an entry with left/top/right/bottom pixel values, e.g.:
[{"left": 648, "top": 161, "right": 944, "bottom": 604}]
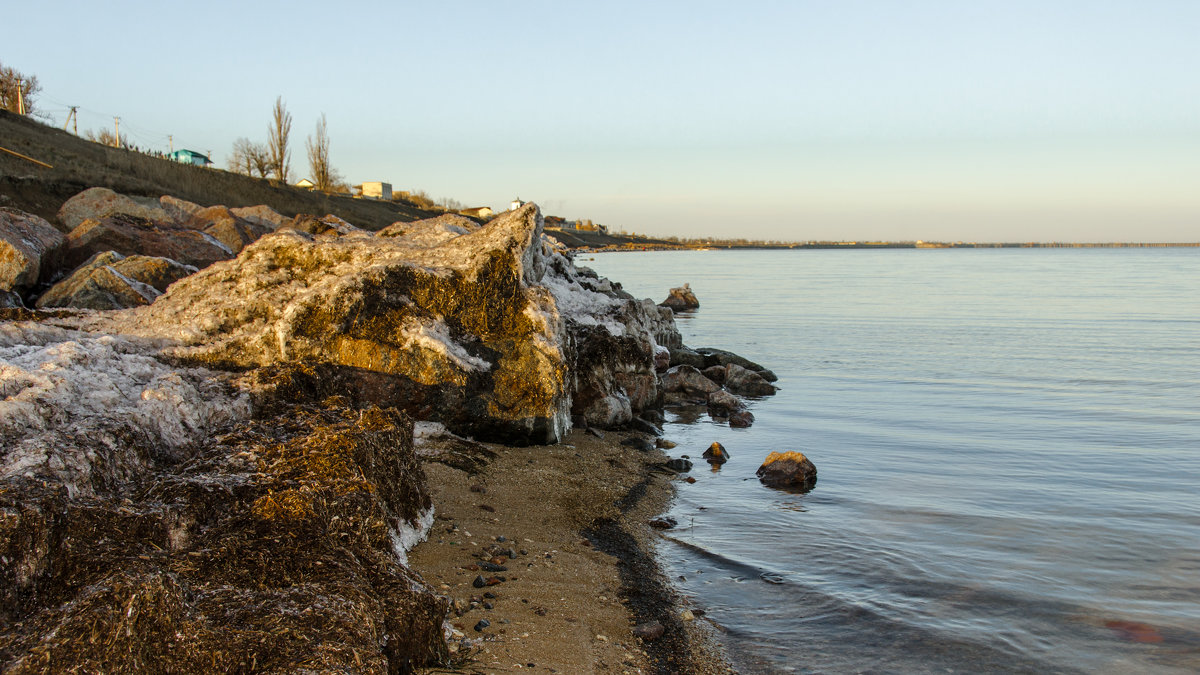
[{"left": 5, "top": 1, "right": 1199, "bottom": 242}]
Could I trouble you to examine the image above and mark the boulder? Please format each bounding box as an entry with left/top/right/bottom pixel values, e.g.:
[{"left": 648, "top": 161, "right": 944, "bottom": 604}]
[
  {"left": 377, "top": 214, "right": 480, "bottom": 246},
  {"left": 230, "top": 204, "right": 291, "bottom": 231},
  {"left": 665, "top": 458, "right": 693, "bottom": 473},
  {"left": 35, "top": 251, "right": 197, "bottom": 310},
  {"left": 187, "top": 205, "right": 275, "bottom": 254},
  {"left": 659, "top": 283, "right": 699, "bottom": 311},
  {"left": 653, "top": 344, "right": 671, "bottom": 371},
  {"left": 723, "top": 363, "right": 779, "bottom": 396},
  {"left": 1, "top": 289, "right": 25, "bottom": 308},
  {"left": 706, "top": 389, "right": 743, "bottom": 415},
  {"left": 668, "top": 346, "right": 708, "bottom": 369},
  {"left": 58, "top": 187, "right": 172, "bottom": 232},
  {"left": 288, "top": 213, "right": 362, "bottom": 236},
  {"left": 702, "top": 364, "right": 727, "bottom": 385},
  {"left": 0, "top": 207, "right": 64, "bottom": 292},
  {"left": 104, "top": 204, "right": 570, "bottom": 444},
  {"left": 660, "top": 365, "right": 721, "bottom": 398},
  {"left": 729, "top": 410, "right": 755, "bottom": 427},
  {"left": 695, "top": 347, "right": 771, "bottom": 375},
  {"left": 702, "top": 442, "right": 729, "bottom": 464},
  {"left": 63, "top": 214, "right": 233, "bottom": 271},
  {"left": 756, "top": 451, "right": 817, "bottom": 490},
  {"left": 159, "top": 195, "right": 205, "bottom": 222}
]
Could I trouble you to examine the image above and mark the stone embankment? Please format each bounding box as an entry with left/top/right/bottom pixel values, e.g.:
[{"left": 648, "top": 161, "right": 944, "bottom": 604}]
[{"left": 0, "top": 189, "right": 766, "bottom": 672}]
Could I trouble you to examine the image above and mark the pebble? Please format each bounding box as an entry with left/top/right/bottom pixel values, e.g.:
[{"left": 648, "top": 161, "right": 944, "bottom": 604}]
[
  {"left": 649, "top": 516, "right": 677, "bottom": 530},
  {"left": 474, "top": 619, "right": 490, "bottom": 632},
  {"left": 472, "top": 575, "right": 487, "bottom": 588},
  {"left": 656, "top": 438, "right": 677, "bottom": 449},
  {"left": 680, "top": 609, "right": 695, "bottom": 621},
  {"left": 479, "top": 561, "right": 508, "bottom": 572}
]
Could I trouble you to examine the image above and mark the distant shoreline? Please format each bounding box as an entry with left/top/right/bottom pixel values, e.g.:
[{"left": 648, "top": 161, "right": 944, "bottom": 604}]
[{"left": 568, "top": 239, "right": 1200, "bottom": 253}]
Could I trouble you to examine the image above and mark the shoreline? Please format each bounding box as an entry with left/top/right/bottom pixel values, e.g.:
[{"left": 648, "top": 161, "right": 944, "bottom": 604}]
[{"left": 409, "top": 428, "right": 732, "bottom": 675}]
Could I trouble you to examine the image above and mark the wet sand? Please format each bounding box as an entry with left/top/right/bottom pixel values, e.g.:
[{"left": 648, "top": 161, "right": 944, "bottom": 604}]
[{"left": 409, "top": 428, "right": 733, "bottom": 675}]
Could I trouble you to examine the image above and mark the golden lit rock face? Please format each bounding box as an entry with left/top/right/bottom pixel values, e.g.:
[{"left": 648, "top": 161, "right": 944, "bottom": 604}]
[
  {"left": 105, "top": 204, "right": 571, "bottom": 444},
  {"left": 756, "top": 451, "right": 818, "bottom": 491}
]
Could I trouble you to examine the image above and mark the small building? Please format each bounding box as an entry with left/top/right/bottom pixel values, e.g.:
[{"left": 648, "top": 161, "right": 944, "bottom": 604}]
[
  {"left": 295, "top": 178, "right": 315, "bottom": 189},
  {"left": 459, "top": 206, "right": 494, "bottom": 220},
  {"left": 170, "top": 149, "right": 211, "bottom": 167},
  {"left": 510, "top": 197, "right": 526, "bottom": 211},
  {"left": 355, "top": 182, "right": 392, "bottom": 200}
]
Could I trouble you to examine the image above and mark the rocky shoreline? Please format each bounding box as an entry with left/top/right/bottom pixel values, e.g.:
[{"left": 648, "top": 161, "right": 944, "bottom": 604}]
[{"left": 1, "top": 191, "right": 773, "bottom": 673}]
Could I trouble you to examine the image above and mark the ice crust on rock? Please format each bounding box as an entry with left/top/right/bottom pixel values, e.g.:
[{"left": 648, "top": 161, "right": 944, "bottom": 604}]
[{"left": 0, "top": 322, "right": 249, "bottom": 496}]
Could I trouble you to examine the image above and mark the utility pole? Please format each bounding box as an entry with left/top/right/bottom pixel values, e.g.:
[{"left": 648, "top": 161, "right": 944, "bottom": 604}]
[
  {"left": 16, "top": 81, "right": 24, "bottom": 115},
  {"left": 113, "top": 117, "right": 120, "bottom": 148},
  {"left": 63, "top": 107, "right": 78, "bottom": 134},
  {"left": 168, "top": 134, "right": 173, "bottom": 153}
]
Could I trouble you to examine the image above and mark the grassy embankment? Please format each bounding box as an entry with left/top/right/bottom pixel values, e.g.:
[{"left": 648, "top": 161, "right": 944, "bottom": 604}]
[{"left": 0, "top": 110, "right": 443, "bottom": 229}]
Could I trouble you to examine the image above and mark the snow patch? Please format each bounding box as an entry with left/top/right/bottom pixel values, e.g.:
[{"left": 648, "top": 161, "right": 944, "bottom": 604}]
[{"left": 390, "top": 506, "right": 435, "bottom": 565}]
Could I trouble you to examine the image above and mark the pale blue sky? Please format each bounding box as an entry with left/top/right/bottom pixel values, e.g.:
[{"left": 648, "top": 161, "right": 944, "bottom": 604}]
[{"left": 6, "top": 1, "right": 1199, "bottom": 241}]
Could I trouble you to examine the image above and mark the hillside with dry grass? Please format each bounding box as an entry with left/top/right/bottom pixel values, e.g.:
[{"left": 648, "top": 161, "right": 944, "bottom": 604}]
[{"left": 0, "top": 110, "right": 442, "bottom": 230}]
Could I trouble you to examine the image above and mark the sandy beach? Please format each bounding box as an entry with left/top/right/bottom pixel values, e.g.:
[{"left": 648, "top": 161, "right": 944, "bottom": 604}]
[{"left": 409, "top": 428, "right": 733, "bottom": 675}]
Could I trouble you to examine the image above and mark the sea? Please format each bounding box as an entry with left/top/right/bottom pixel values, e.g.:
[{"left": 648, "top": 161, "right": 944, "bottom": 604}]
[{"left": 583, "top": 248, "right": 1200, "bottom": 674}]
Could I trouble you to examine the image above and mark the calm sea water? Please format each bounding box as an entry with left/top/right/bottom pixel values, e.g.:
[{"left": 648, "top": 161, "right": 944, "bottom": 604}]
[{"left": 584, "top": 248, "right": 1200, "bottom": 674}]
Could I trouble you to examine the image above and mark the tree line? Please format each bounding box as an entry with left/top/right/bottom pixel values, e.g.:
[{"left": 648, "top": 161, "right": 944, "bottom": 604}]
[{"left": 228, "top": 96, "right": 343, "bottom": 192}]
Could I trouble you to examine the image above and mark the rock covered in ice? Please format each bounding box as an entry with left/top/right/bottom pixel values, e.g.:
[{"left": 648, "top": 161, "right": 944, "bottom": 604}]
[
  {"left": 102, "top": 203, "right": 569, "bottom": 444},
  {"left": 0, "top": 208, "right": 64, "bottom": 293},
  {"left": 377, "top": 214, "right": 480, "bottom": 247},
  {"left": 0, "top": 321, "right": 249, "bottom": 496}
]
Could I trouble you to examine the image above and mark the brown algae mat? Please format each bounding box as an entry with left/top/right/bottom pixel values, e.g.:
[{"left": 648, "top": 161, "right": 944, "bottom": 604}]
[{"left": 410, "top": 428, "right": 733, "bottom": 675}]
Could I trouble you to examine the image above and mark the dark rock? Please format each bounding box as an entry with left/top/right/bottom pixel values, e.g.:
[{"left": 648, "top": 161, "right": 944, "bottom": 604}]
[
  {"left": 632, "top": 620, "right": 665, "bottom": 641},
  {"left": 482, "top": 602, "right": 493, "bottom": 610},
  {"left": 702, "top": 365, "right": 727, "bottom": 385},
  {"left": 653, "top": 345, "right": 671, "bottom": 371},
  {"left": 757, "top": 369, "right": 779, "bottom": 383},
  {"left": 729, "top": 410, "right": 755, "bottom": 428},
  {"left": 586, "top": 427, "right": 605, "bottom": 439},
  {"left": 695, "top": 347, "right": 768, "bottom": 372},
  {"left": 702, "top": 442, "right": 729, "bottom": 464},
  {"left": 648, "top": 516, "right": 677, "bottom": 529},
  {"left": 706, "top": 390, "right": 744, "bottom": 416},
  {"left": 621, "top": 437, "right": 655, "bottom": 452},
  {"left": 665, "top": 458, "right": 693, "bottom": 473},
  {"left": 660, "top": 365, "right": 721, "bottom": 397},
  {"left": 0, "top": 207, "right": 64, "bottom": 293},
  {"left": 629, "top": 416, "right": 660, "bottom": 436},
  {"left": 659, "top": 283, "right": 699, "bottom": 311},
  {"left": 288, "top": 213, "right": 362, "bottom": 236},
  {"left": 756, "top": 451, "right": 818, "bottom": 490},
  {"left": 668, "top": 346, "right": 708, "bottom": 369},
  {"left": 1, "top": 289, "right": 25, "bottom": 308},
  {"left": 723, "top": 364, "right": 779, "bottom": 397},
  {"left": 474, "top": 619, "right": 490, "bottom": 632},
  {"left": 655, "top": 438, "right": 677, "bottom": 449},
  {"left": 473, "top": 575, "right": 488, "bottom": 588},
  {"left": 62, "top": 213, "right": 233, "bottom": 271},
  {"left": 479, "top": 562, "right": 507, "bottom": 572}
]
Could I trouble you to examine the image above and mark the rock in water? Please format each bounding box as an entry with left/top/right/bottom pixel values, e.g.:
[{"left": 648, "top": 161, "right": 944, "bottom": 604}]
[
  {"left": 659, "top": 283, "right": 699, "bottom": 311},
  {"left": 0, "top": 207, "right": 64, "bottom": 293},
  {"left": 703, "top": 442, "right": 730, "bottom": 464},
  {"left": 723, "top": 363, "right": 779, "bottom": 397},
  {"left": 756, "top": 451, "right": 817, "bottom": 490}
]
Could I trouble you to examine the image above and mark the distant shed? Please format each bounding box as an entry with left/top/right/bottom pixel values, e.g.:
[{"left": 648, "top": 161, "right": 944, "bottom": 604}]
[
  {"left": 356, "top": 182, "right": 392, "bottom": 200},
  {"left": 170, "top": 149, "right": 212, "bottom": 166}
]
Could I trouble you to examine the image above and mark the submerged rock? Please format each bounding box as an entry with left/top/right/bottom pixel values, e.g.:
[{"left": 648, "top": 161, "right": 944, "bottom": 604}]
[
  {"left": 703, "top": 442, "right": 730, "bottom": 464},
  {"left": 756, "top": 451, "right": 817, "bottom": 490}
]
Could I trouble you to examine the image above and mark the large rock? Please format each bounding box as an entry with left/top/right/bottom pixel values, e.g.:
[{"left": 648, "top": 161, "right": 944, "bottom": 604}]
[
  {"left": 659, "top": 283, "right": 699, "bottom": 311},
  {"left": 378, "top": 214, "right": 480, "bottom": 246},
  {"left": 756, "top": 451, "right": 818, "bottom": 490},
  {"left": 288, "top": 213, "right": 362, "bottom": 237},
  {"left": 660, "top": 365, "right": 721, "bottom": 398},
  {"left": 63, "top": 213, "right": 233, "bottom": 271},
  {"left": 230, "top": 204, "right": 291, "bottom": 231},
  {"left": 35, "top": 251, "right": 196, "bottom": 310},
  {"left": 159, "top": 194, "right": 205, "bottom": 222},
  {"left": 104, "top": 205, "right": 571, "bottom": 444},
  {"left": 0, "top": 207, "right": 64, "bottom": 293},
  {"left": 723, "top": 363, "right": 779, "bottom": 396},
  {"left": 186, "top": 205, "right": 275, "bottom": 254},
  {"left": 57, "top": 187, "right": 172, "bottom": 232}
]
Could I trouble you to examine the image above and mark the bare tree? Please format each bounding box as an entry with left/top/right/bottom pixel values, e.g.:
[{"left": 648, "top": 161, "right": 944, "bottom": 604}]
[
  {"left": 228, "top": 137, "right": 255, "bottom": 175},
  {"left": 248, "top": 142, "right": 271, "bottom": 178},
  {"left": 0, "top": 61, "right": 41, "bottom": 115},
  {"left": 306, "top": 113, "right": 341, "bottom": 191},
  {"left": 267, "top": 96, "right": 292, "bottom": 182}
]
